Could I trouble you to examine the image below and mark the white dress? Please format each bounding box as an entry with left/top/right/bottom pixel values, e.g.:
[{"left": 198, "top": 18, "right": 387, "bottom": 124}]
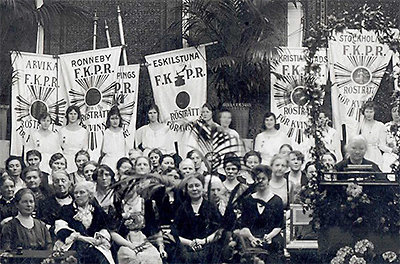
[
  {"left": 135, "top": 124, "right": 174, "bottom": 154},
  {"left": 28, "top": 130, "right": 62, "bottom": 173},
  {"left": 101, "top": 129, "right": 127, "bottom": 172},
  {"left": 360, "top": 121, "right": 391, "bottom": 169},
  {"left": 59, "top": 126, "right": 88, "bottom": 173},
  {"left": 254, "top": 130, "right": 289, "bottom": 166}
]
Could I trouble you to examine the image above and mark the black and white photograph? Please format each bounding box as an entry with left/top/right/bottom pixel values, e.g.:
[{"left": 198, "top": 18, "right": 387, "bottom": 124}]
[{"left": 0, "top": 0, "right": 400, "bottom": 263}]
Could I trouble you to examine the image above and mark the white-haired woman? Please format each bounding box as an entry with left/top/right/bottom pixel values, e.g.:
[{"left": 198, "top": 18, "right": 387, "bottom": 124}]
[
  {"left": 54, "top": 181, "right": 115, "bottom": 264},
  {"left": 334, "top": 135, "right": 383, "bottom": 180}
]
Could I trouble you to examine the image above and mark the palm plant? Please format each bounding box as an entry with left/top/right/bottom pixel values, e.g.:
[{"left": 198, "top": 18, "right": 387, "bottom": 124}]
[
  {"left": 0, "top": 0, "right": 89, "bottom": 101},
  {"left": 175, "top": 0, "right": 288, "bottom": 103}
]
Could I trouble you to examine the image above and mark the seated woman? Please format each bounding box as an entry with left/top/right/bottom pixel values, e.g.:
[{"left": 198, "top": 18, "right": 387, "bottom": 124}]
[
  {"left": 48, "top": 153, "right": 68, "bottom": 187},
  {"left": 26, "top": 150, "right": 52, "bottom": 193},
  {"left": 83, "top": 161, "right": 98, "bottom": 182},
  {"left": 93, "top": 165, "right": 115, "bottom": 214},
  {"left": 115, "top": 158, "right": 133, "bottom": 182},
  {"left": 179, "top": 159, "right": 196, "bottom": 177},
  {"left": 109, "top": 170, "right": 165, "bottom": 264},
  {"left": 70, "top": 150, "right": 90, "bottom": 184},
  {"left": 148, "top": 148, "right": 163, "bottom": 174},
  {"left": 54, "top": 181, "right": 114, "bottom": 264},
  {"left": 187, "top": 149, "right": 206, "bottom": 175},
  {"left": 21, "top": 166, "right": 51, "bottom": 204},
  {"left": 334, "top": 135, "right": 383, "bottom": 180},
  {"left": 238, "top": 165, "right": 285, "bottom": 263},
  {"left": 204, "top": 175, "right": 227, "bottom": 216},
  {"left": 135, "top": 156, "right": 152, "bottom": 176},
  {"left": 159, "top": 154, "right": 176, "bottom": 173},
  {"left": 172, "top": 173, "right": 226, "bottom": 264},
  {"left": 269, "top": 154, "right": 294, "bottom": 209},
  {"left": 152, "top": 167, "right": 184, "bottom": 227},
  {"left": 36, "top": 170, "right": 73, "bottom": 227},
  {"left": 5, "top": 156, "right": 26, "bottom": 192},
  {"left": 221, "top": 155, "right": 247, "bottom": 201},
  {"left": 1, "top": 188, "right": 52, "bottom": 250},
  {"left": 0, "top": 175, "right": 18, "bottom": 226},
  {"left": 238, "top": 151, "right": 262, "bottom": 185}
]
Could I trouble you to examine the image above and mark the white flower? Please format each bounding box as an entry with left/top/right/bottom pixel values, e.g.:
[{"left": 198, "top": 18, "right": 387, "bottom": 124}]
[
  {"left": 337, "top": 246, "right": 354, "bottom": 258},
  {"left": 349, "top": 255, "right": 366, "bottom": 264},
  {"left": 331, "top": 256, "right": 345, "bottom": 264},
  {"left": 382, "top": 251, "right": 398, "bottom": 263}
]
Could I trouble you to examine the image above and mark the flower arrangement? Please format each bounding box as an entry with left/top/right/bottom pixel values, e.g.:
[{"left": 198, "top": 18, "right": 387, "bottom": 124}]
[
  {"left": 40, "top": 251, "right": 78, "bottom": 264},
  {"left": 331, "top": 239, "right": 399, "bottom": 264}
]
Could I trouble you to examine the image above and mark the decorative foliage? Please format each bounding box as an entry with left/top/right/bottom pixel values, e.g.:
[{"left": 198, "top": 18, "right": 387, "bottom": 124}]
[
  {"left": 174, "top": 0, "right": 285, "bottom": 103},
  {"left": 190, "top": 118, "right": 242, "bottom": 174}
]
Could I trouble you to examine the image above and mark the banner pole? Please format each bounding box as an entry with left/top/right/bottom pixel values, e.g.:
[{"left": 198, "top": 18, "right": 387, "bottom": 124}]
[
  {"left": 93, "top": 10, "right": 98, "bottom": 50},
  {"left": 117, "top": 6, "right": 128, "bottom": 65},
  {"left": 35, "top": 0, "right": 44, "bottom": 54},
  {"left": 105, "top": 20, "right": 112, "bottom": 48}
]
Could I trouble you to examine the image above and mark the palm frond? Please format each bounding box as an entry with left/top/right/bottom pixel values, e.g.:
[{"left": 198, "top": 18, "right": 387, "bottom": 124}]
[{"left": 190, "top": 119, "right": 244, "bottom": 173}]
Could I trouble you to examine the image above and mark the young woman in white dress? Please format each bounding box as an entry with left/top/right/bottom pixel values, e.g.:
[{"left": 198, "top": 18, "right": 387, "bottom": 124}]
[
  {"left": 135, "top": 104, "right": 173, "bottom": 156},
  {"left": 59, "top": 106, "right": 88, "bottom": 173},
  {"left": 100, "top": 106, "right": 127, "bottom": 172},
  {"left": 359, "top": 101, "right": 390, "bottom": 169},
  {"left": 254, "top": 112, "right": 289, "bottom": 166},
  {"left": 28, "top": 112, "right": 61, "bottom": 173}
]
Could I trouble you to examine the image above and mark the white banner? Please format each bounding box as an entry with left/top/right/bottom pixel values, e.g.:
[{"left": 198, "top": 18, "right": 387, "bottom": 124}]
[
  {"left": 11, "top": 52, "right": 67, "bottom": 156},
  {"left": 329, "top": 29, "right": 394, "bottom": 140},
  {"left": 271, "top": 47, "right": 327, "bottom": 148},
  {"left": 115, "top": 64, "right": 140, "bottom": 151},
  {"left": 59, "top": 46, "right": 122, "bottom": 160},
  {"left": 145, "top": 46, "right": 207, "bottom": 154}
]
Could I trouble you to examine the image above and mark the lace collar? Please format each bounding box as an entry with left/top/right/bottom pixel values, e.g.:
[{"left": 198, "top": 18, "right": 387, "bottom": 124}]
[{"left": 73, "top": 202, "right": 94, "bottom": 229}]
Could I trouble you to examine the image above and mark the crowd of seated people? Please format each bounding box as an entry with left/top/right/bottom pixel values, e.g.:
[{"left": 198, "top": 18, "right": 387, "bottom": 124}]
[{"left": 0, "top": 101, "right": 396, "bottom": 264}]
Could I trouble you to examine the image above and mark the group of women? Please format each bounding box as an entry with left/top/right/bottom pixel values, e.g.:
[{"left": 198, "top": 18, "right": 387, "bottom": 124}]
[{"left": 0, "top": 99, "right": 396, "bottom": 264}]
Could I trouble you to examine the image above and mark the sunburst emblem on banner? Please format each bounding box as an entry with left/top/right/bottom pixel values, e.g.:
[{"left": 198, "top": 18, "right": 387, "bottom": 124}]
[
  {"left": 333, "top": 55, "right": 387, "bottom": 120},
  {"left": 112, "top": 85, "right": 135, "bottom": 129},
  {"left": 274, "top": 75, "right": 316, "bottom": 144},
  {"left": 15, "top": 84, "right": 66, "bottom": 124},
  {"left": 69, "top": 75, "right": 117, "bottom": 150}
]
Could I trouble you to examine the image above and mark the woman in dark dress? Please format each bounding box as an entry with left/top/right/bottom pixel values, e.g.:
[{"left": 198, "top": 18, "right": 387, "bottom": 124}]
[
  {"left": 239, "top": 164, "right": 285, "bottom": 263},
  {"left": 21, "top": 166, "right": 51, "bottom": 205},
  {"left": 36, "top": 170, "right": 73, "bottom": 227},
  {"left": 172, "top": 173, "right": 226, "bottom": 264},
  {"left": 151, "top": 167, "right": 183, "bottom": 227},
  {"left": 0, "top": 175, "right": 18, "bottom": 226},
  {"left": 54, "top": 181, "right": 114, "bottom": 264},
  {"left": 1, "top": 188, "right": 52, "bottom": 250}
]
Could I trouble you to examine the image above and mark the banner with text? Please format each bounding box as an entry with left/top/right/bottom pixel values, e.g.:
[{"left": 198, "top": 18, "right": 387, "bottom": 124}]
[
  {"left": 114, "top": 64, "right": 140, "bottom": 150},
  {"left": 145, "top": 46, "right": 207, "bottom": 154},
  {"left": 271, "top": 47, "right": 327, "bottom": 148},
  {"left": 11, "top": 52, "right": 67, "bottom": 155},
  {"left": 329, "top": 29, "right": 394, "bottom": 140},
  {"left": 59, "top": 46, "right": 122, "bottom": 160}
]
